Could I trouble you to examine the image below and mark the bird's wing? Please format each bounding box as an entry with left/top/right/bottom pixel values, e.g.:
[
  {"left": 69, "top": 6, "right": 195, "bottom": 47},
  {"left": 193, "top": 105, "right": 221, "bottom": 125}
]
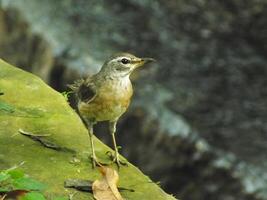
[{"left": 68, "top": 77, "right": 97, "bottom": 103}]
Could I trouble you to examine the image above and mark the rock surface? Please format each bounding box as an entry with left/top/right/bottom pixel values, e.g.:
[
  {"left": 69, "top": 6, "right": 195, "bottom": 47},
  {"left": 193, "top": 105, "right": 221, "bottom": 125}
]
[
  {"left": 0, "top": 59, "right": 176, "bottom": 200},
  {"left": 0, "top": 7, "right": 53, "bottom": 82}
]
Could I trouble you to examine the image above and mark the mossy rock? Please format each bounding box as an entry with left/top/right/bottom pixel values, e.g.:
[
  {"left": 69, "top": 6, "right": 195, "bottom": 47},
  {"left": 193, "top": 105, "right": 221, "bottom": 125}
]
[{"left": 0, "top": 59, "right": 176, "bottom": 200}]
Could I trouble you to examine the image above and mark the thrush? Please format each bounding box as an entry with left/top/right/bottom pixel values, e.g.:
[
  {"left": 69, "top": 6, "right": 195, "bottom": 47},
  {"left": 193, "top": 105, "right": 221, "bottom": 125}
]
[{"left": 69, "top": 52, "right": 154, "bottom": 168}]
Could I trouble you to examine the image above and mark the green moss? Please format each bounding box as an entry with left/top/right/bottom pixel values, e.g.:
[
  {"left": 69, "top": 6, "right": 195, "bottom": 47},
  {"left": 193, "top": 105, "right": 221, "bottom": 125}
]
[{"left": 0, "top": 59, "right": 176, "bottom": 200}]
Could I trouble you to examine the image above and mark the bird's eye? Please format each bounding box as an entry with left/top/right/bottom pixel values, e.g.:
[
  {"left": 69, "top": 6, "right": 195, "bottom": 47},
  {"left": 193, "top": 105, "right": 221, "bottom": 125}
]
[{"left": 121, "top": 58, "right": 130, "bottom": 64}]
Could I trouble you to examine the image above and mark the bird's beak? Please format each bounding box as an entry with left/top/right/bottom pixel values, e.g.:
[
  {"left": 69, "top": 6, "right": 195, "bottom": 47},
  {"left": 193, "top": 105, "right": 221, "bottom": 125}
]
[
  {"left": 141, "top": 57, "right": 156, "bottom": 64},
  {"left": 134, "top": 57, "right": 155, "bottom": 68}
]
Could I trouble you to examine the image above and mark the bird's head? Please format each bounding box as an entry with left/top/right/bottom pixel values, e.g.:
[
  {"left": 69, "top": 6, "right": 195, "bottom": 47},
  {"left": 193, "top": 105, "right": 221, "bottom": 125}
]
[{"left": 100, "top": 52, "right": 155, "bottom": 78}]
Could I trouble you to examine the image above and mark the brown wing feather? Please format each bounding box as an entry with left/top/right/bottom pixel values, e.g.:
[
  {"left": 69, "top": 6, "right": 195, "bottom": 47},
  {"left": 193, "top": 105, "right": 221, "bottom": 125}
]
[{"left": 68, "top": 78, "right": 96, "bottom": 103}]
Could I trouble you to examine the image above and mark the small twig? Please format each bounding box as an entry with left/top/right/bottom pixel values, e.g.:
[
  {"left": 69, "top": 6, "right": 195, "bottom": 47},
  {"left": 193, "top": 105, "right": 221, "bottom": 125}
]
[
  {"left": 18, "top": 129, "right": 51, "bottom": 137},
  {"left": 0, "top": 194, "right": 7, "bottom": 200},
  {"left": 64, "top": 179, "right": 93, "bottom": 192},
  {"left": 0, "top": 92, "right": 4, "bottom": 96},
  {"left": 64, "top": 179, "right": 135, "bottom": 193},
  {"left": 19, "top": 129, "right": 76, "bottom": 153},
  {"left": 68, "top": 192, "right": 78, "bottom": 200},
  {"left": 117, "top": 187, "right": 135, "bottom": 192},
  {"left": 6, "top": 162, "right": 25, "bottom": 172}
]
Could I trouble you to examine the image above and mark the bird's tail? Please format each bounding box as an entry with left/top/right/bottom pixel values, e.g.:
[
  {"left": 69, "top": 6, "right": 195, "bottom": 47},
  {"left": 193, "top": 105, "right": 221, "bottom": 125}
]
[{"left": 67, "top": 79, "right": 85, "bottom": 92}]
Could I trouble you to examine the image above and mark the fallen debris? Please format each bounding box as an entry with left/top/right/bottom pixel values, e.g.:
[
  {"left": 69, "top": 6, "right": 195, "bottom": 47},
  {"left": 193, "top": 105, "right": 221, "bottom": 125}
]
[{"left": 19, "top": 129, "right": 76, "bottom": 153}]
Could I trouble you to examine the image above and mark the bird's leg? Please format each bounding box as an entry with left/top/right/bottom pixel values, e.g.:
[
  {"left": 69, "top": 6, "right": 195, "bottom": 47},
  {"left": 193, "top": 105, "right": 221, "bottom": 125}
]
[
  {"left": 108, "top": 120, "right": 127, "bottom": 167},
  {"left": 87, "top": 122, "right": 102, "bottom": 168}
]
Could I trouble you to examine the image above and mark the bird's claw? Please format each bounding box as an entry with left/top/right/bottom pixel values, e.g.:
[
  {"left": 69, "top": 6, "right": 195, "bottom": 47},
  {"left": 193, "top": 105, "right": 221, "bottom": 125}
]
[
  {"left": 106, "top": 151, "right": 128, "bottom": 168},
  {"left": 90, "top": 155, "right": 106, "bottom": 169},
  {"left": 114, "top": 158, "right": 128, "bottom": 168}
]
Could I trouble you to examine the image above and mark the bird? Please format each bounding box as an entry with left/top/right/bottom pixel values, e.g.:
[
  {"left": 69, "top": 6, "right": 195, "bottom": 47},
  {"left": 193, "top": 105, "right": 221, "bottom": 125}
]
[{"left": 69, "top": 52, "right": 155, "bottom": 168}]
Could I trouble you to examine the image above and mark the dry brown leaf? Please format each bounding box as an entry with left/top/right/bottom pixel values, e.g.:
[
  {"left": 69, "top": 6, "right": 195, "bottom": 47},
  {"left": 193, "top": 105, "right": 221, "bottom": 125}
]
[
  {"left": 92, "top": 166, "right": 124, "bottom": 200},
  {"left": 0, "top": 190, "right": 28, "bottom": 200}
]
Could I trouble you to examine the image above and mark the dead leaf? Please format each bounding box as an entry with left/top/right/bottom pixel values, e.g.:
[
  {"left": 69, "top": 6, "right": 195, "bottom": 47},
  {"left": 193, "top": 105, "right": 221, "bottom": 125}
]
[
  {"left": 0, "top": 190, "right": 28, "bottom": 200},
  {"left": 92, "top": 166, "right": 124, "bottom": 200}
]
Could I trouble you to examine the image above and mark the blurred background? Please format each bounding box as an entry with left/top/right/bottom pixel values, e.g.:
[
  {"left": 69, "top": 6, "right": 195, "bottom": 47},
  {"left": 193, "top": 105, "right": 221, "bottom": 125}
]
[{"left": 1, "top": 0, "right": 267, "bottom": 199}]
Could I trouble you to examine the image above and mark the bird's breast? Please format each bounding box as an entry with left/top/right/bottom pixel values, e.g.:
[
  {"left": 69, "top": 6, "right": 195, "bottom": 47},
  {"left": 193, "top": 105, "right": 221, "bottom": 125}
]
[{"left": 79, "top": 77, "right": 133, "bottom": 122}]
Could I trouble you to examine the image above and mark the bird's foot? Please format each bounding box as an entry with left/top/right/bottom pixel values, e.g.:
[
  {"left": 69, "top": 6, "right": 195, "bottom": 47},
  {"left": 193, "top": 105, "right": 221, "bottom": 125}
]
[
  {"left": 90, "top": 155, "right": 106, "bottom": 169},
  {"left": 106, "top": 151, "right": 128, "bottom": 168}
]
